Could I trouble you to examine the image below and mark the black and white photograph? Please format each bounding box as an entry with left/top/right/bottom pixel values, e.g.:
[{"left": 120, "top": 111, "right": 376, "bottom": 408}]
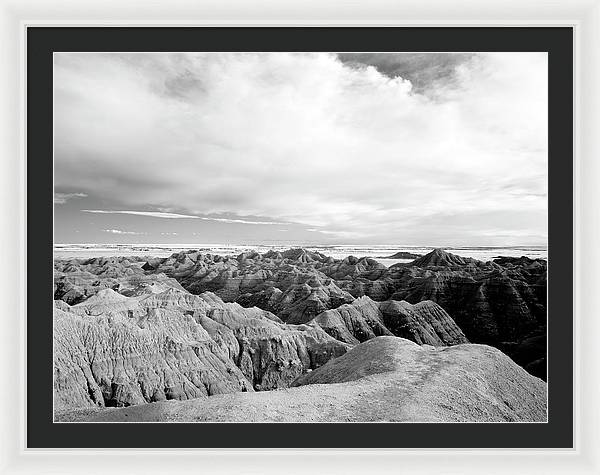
[{"left": 52, "top": 51, "right": 549, "bottom": 423}]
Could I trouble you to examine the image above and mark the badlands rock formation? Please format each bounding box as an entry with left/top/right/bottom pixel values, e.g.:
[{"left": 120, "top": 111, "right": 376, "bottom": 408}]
[
  {"left": 143, "top": 249, "right": 356, "bottom": 323},
  {"left": 56, "top": 248, "right": 546, "bottom": 377},
  {"left": 335, "top": 250, "right": 547, "bottom": 379},
  {"left": 138, "top": 248, "right": 546, "bottom": 378},
  {"left": 54, "top": 256, "right": 182, "bottom": 305},
  {"left": 378, "top": 299, "right": 468, "bottom": 346},
  {"left": 381, "top": 251, "right": 423, "bottom": 259},
  {"left": 59, "top": 337, "right": 547, "bottom": 423},
  {"left": 312, "top": 296, "right": 467, "bottom": 346},
  {"left": 54, "top": 247, "right": 547, "bottom": 421},
  {"left": 54, "top": 283, "right": 349, "bottom": 408}
]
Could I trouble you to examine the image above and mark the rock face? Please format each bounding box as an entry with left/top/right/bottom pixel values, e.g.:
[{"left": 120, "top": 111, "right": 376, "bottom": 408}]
[
  {"left": 237, "top": 276, "right": 355, "bottom": 325},
  {"left": 201, "top": 305, "right": 349, "bottom": 391},
  {"left": 310, "top": 296, "right": 467, "bottom": 347},
  {"left": 138, "top": 249, "right": 357, "bottom": 324},
  {"left": 54, "top": 301, "right": 252, "bottom": 409},
  {"left": 499, "top": 329, "right": 547, "bottom": 379},
  {"left": 311, "top": 296, "right": 393, "bottom": 344},
  {"left": 54, "top": 256, "right": 184, "bottom": 305},
  {"left": 54, "top": 284, "right": 349, "bottom": 409},
  {"left": 378, "top": 299, "right": 468, "bottom": 346},
  {"left": 59, "top": 337, "right": 546, "bottom": 423}
]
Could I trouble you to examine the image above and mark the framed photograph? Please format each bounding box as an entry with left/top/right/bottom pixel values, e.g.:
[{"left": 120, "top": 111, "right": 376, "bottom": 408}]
[
  {"left": 1, "top": 0, "right": 598, "bottom": 473},
  {"left": 40, "top": 23, "right": 569, "bottom": 443}
]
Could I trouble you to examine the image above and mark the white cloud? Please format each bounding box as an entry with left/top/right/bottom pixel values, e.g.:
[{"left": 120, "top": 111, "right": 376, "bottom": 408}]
[
  {"left": 102, "top": 229, "right": 144, "bottom": 235},
  {"left": 55, "top": 53, "right": 547, "bottom": 245},
  {"left": 54, "top": 192, "right": 87, "bottom": 204},
  {"left": 81, "top": 209, "right": 285, "bottom": 225},
  {"left": 84, "top": 209, "right": 201, "bottom": 219}
]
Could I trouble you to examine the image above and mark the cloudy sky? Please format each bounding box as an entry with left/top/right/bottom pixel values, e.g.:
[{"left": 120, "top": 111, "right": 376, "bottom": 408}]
[{"left": 54, "top": 52, "right": 547, "bottom": 246}]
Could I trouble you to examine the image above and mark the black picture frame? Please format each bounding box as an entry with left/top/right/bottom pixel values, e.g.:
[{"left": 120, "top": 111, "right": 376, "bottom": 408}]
[{"left": 29, "top": 26, "right": 573, "bottom": 449}]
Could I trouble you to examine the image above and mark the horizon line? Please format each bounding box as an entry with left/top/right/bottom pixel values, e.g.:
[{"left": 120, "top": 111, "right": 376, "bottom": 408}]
[{"left": 54, "top": 242, "right": 549, "bottom": 249}]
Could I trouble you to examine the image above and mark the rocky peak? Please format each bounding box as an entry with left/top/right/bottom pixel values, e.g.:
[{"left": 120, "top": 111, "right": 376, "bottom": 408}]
[{"left": 410, "top": 248, "right": 480, "bottom": 268}]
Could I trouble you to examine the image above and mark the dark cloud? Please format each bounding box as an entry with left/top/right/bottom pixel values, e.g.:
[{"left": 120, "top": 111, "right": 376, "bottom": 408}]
[
  {"left": 338, "top": 53, "right": 477, "bottom": 96},
  {"left": 163, "top": 69, "right": 205, "bottom": 99},
  {"left": 106, "top": 53, "right": 207, "bottom": 100}
]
